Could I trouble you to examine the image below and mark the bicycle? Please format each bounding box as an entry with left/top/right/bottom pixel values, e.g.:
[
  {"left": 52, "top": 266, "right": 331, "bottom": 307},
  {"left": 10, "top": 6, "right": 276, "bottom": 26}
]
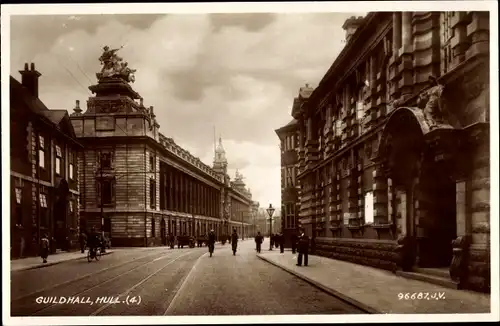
[{"left": 87, "top": 246, "right": 101, "bottom": 262}]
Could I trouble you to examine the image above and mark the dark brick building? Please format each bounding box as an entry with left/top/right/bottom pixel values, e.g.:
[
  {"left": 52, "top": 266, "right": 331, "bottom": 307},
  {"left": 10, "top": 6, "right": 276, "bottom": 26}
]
[{"left": 10, "top": 63, "right": 83, "bottom": 258}]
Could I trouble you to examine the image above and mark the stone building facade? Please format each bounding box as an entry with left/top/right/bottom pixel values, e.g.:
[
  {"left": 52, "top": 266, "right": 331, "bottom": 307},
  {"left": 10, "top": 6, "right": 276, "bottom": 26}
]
[
  {"left": 275, "top": 90, "right": 309, "bottom": 246},
  {"left": 70, "top": 49, "right": 253, "bottom": 246},
  {"left": 290, "top": 12, "right": 490, "bottom": 292},
  {"left": 10, "top": 63, "right": 82, "bottom": 258}
]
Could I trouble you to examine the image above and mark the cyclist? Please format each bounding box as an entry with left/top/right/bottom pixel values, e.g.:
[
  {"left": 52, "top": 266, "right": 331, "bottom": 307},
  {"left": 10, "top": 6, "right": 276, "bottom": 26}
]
[
  {"left": 87, "top": 227, "right": 100, "bottom": 258},
  {"left": 207, "top": 229, "right": 216, "bottom": 257}
]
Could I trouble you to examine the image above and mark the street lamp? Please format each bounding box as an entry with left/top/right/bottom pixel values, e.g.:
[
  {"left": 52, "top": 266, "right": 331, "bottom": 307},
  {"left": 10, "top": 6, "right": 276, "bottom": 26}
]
[{"left": 266, "top": 203, "right": 275, "bottom": 251}]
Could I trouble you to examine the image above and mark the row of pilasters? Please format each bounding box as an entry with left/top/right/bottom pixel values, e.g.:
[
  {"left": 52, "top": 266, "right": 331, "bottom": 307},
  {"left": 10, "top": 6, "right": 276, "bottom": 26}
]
[
  {"left": 160, "top": 163, "right": 220, "bottom": 218},
  {"left": 164, "top": 217, "right": 223, "bottom": 237}
]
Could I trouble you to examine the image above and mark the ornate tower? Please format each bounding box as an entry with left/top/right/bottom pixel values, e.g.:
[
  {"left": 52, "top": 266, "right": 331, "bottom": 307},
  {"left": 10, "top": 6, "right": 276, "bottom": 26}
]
[
  {"left": 213, "top": 136, "right": 228, "bottom": 175},
  {"left": 70, "top": 45, "right": 160, "bottom": 246}
]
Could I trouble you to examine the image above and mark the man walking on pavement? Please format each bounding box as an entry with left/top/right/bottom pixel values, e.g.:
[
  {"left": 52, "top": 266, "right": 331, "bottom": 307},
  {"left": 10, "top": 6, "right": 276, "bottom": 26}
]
[
  {"left": 231, "top": 228, "right": 238, "bottom": 255},
  {"left": 40, "top": 233, "right": 50, "bottom": 263},
  {"left": 79, "top": 231, "right": 87, "bottom": 253},
  {"left": 279, "top": 232, "right": 285, "bottom": 253},
  {"left": 254, "top": 231, "right": 263, "bottom": 253},
  {"left": 291, "top": 232, "right": 298, "bottom": 254},
  {"left": 296, "top": 229, "right": 309, "bottom": 267}
]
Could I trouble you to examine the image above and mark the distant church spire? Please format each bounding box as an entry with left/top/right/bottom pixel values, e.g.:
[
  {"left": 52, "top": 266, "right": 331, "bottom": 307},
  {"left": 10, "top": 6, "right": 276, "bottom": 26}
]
[{"left": 213, "top": 135, "right": 228, "bottom": 174}]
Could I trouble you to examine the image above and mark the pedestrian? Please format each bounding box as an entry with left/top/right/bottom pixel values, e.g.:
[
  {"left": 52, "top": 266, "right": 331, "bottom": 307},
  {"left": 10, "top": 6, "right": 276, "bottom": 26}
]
[
  {"left": 207, "top": 229, "right": 216, "bottom": 257},
  {"left": 40, "top": 233, "right": 50, "bottom": 263},
  {"left": 274, "top": 233, "right": 279, "bottom": 249},
  {"left": 296, "top": 230, "right": 309, "bottom": 267},
  {"left": 291, "top": 233, "right": 298, "bottom": 254},
  {"left": 254, "top": 231, "right": 263, "bottom": 253},
  {"left": 231, "top": 228, "right": 238, "bottom": 255},
  {"left": 279, "top": 233, "right": 284, "bottom": 253},
  {"left": 79, "top": 232, "right": 87, "bottom": 253}
]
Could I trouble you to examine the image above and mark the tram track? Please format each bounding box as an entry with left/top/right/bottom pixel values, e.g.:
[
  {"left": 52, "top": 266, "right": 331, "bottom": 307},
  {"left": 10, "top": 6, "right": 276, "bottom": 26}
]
[
  {"left": 12, "top": 249, "right": 201, "bottom": 316},
  {"left": 11, "top": 249, "right": 164, "bottom": 303},
  {"left": 90, "top": 250, "right": 197, "bottom": 316}
]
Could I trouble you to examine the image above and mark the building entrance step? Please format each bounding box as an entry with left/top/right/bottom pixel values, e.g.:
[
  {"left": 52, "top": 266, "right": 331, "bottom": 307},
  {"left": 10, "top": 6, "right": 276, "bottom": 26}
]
[
  {"left": 414, "top": 267, "right": 451, "bottom": 279},
  {"left": 396, "top": 269, "right": 459, "bottom": 290}
]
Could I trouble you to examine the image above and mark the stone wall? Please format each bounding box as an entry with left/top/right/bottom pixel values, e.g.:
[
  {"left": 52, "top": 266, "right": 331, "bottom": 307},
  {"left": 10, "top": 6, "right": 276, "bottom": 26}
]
[{"left": 314, "top": 237, "right": 399, "bottom": 272}]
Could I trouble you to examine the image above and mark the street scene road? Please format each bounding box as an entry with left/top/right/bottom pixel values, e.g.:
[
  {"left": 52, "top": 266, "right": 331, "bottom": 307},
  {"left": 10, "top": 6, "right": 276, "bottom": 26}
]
[{"left": 11, "top": 240, "right": 365, "bottom": 316}]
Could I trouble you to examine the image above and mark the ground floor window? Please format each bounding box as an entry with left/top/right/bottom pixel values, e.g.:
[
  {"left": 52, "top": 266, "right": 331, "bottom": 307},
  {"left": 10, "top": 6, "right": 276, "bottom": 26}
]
[{"left": 364, "top": 192, "right": 374, "bottom": 224}]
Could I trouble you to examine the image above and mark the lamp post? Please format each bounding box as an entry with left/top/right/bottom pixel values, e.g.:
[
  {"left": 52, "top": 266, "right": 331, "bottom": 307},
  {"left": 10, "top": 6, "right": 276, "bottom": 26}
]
[{"left": 266, "top": 203, "right": 275, "bottom": 251}]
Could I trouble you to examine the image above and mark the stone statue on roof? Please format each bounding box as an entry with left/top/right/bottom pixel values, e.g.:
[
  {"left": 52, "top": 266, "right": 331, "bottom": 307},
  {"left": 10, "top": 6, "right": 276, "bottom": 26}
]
[{"left": 97, "top": 45, "right": 136, "bottom": 83}]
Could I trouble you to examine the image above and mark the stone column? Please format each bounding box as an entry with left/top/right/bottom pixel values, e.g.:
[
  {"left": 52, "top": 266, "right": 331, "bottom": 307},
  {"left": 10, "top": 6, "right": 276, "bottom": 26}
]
[
  {"left": 400, "top": 12, "right": 413, "bottom": 96},
  {"left": 470, "top": 135, "right": 490, "bottom": 250},
  {"left": 393, "top": 12, "right": 402, "bottom": 53},
  {"left": 370, "top": 55, "right": 377, "bottom": 87},
  {"left": 450, "top": 12, "right": 471, "bottom": 68},
  {"left": 372, "top": 166, "right": 388, "bottom": 225},
  {"left": 466, "top": 12, "right": 490, "bottom": 61},
  {"left": 401, "top": 12, "right": 412, "bottom": 47}
]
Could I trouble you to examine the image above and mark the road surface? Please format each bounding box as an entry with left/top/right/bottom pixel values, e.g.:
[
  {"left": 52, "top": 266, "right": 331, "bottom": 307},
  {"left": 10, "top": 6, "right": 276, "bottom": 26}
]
[{"left": 11, "top": 240, "right": 365, "bottom": 316}]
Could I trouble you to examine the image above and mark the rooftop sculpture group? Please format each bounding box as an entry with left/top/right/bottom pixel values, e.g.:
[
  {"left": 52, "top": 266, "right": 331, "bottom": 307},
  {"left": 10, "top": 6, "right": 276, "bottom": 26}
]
[{"left": 97, "top": 45, "right": 136, "bottom": 83}]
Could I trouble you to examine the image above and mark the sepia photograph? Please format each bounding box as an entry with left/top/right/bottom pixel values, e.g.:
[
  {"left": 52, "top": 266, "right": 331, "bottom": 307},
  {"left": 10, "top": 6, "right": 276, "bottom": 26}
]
[{"left": 2, "top": 1, "right": 498, "bottom": 325}]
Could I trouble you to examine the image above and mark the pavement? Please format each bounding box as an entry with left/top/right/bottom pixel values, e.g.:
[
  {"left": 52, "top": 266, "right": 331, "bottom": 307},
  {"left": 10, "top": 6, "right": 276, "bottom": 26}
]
[
  {"left": 11, "top": 249, "right": 116, "bottom": 272},
  {"left": 257, "top": 250, "right": 491, "bottom": 314},
  {"left": 10, "top": 239, "right": 364, "bottom": 316}
]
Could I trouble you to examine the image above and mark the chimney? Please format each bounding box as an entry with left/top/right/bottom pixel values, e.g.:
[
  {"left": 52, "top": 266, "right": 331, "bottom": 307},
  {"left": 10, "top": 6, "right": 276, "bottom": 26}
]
[
  {"left": 74, "top": 100, "right": 82, "bottom": 114},
  {"left": 149, "top": 106, "right": 155, "bottom": 118},
  {"left": 19, "top": 62, "right": 42, "bottom": 98},
  {"left": 342, "top": 16, "right": 365, "bottom": 44},
  {"left": 140, "top": 98, "right": 144, "bottom": 107}
]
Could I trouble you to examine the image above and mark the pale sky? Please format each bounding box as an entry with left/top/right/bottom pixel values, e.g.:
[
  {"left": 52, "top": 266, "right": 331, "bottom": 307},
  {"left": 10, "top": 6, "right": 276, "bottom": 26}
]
[{"left": 9, "top": 12, "right": 366, "bottom": 208}]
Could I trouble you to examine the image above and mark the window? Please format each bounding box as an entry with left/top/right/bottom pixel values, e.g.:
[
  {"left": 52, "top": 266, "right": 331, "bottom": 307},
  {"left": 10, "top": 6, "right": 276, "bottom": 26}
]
[
  {"left": 69, "top": 201, "right": 74, "bottom": 213},
  {"left": 69, "top": 151, "right": 74, "bottom": 180},
  {"left": 151, "top": 218, "right": 156, "bottom": 237},
  {"left": 100, "top": 180, "right": 113, "bottom": 205},
  {"left": 356, "top": 101, "right": 364, "bottom": 120},
  {"left": 149, "top": 154, "right": 155, "bottom": 172},
  {"left": 343, "top": 212, "right": 350, "bottom": 225},
  {"left": 39, "top": 193, "right": 48, "bottom": 227},
  {"left": 286, "top": 167, "right": 294, "bottom": 187},
  {"left": 15, "top": 188, "right": 22, "bottom": 204},
  {"left": 285, "top": 203, "right": 296, "bottom": 229},
  {"left": 38, "top": 135, "right": 45, "bottom": 168},
  {"left": 55, "top": 145, "right": 62, "bottom": 175},
  {"left": 364, "top": 192, "right": 374, "bottom": 224},
  {"left": 150, "top": 179, "right": 156, "bottom": 209},
  {"left": 14, "top": 188, "right": 22, "bottom": 226},
  {"left": 39, "top": 193, "right": 48, "bottom": 208},
  {"left": 100, "top": 152, "right": 112, "bottom": 169}
]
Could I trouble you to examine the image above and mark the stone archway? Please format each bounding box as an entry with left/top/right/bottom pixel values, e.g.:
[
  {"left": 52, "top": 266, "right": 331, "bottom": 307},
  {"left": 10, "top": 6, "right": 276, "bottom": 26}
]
[{"left": 377, "top": 107, "right": 462, "bottom": 269}]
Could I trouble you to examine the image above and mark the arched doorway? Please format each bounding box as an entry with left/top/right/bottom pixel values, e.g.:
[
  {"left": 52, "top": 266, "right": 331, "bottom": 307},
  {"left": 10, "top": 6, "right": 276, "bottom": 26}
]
[
  {"left": 160, "top": 218, "right": 166, "bottom": 245},
  {"left": 377, "top": 107, "right": 460, "bottom": 269}
]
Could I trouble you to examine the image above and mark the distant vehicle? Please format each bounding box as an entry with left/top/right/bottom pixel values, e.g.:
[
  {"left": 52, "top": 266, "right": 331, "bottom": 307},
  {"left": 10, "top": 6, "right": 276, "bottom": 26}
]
[{"left": 177, "top": 235, "right": 195, "bottom": 248}]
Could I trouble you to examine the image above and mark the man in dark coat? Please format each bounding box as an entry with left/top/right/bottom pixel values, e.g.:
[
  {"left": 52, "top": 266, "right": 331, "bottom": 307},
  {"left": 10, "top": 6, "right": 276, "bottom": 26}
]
[
  {"left": 231, "top": 228, "right": 238, "bottom": 255},
  {"left": 207, "top": 229, "right": 216, "bottom": 257},
  {"left": 291, "top": 233, "right": 298, "bottom": 254},
  {"left": 79, "top": 231, "right": 87, "bottom": 253},
  {"left": 279, "top": 232, "right": 285, "bottom": 253},
  {"left": 254, "top": 231, "right": 264, "bottom": 253},
  {"left": 297, "top": 230, "right": 310, "bottom": 267},
  {"left": 40, "top": 233, "right": 50, "bottom": 263}
]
